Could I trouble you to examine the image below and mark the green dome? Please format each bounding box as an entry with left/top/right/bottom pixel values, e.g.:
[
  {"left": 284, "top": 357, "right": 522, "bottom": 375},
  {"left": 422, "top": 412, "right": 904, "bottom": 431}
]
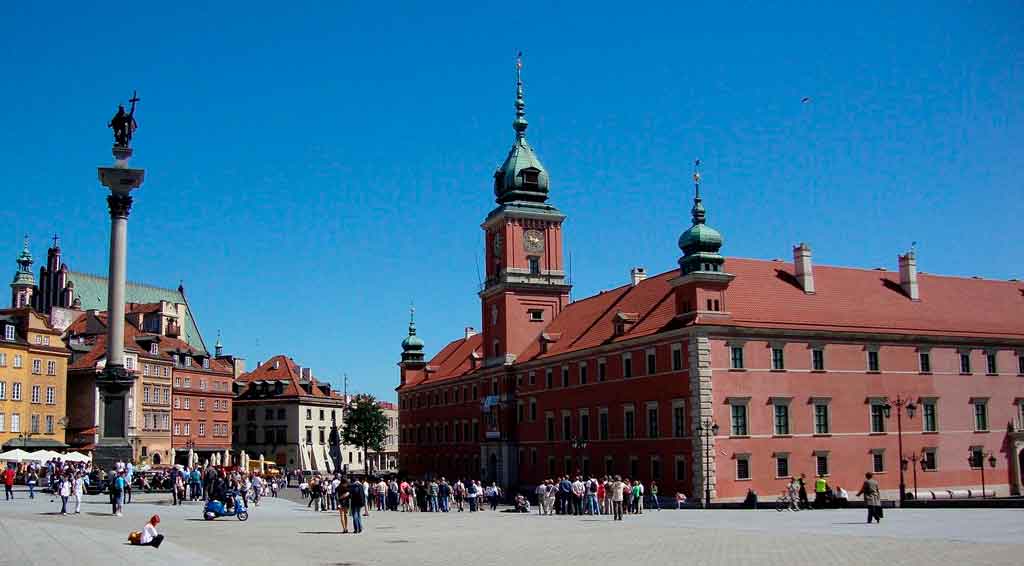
[
  {"left": 401, "top": 333, "right": 424, "bottom": 351},
  {"left": 678, "top": 223, "right": 723, "bottom": 255}
]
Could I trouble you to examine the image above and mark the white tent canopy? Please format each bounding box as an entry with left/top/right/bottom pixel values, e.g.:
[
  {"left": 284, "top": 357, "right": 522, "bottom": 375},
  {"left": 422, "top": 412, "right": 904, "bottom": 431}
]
[
  {"left": 29, "top": 450, "right": 62, "bottom": 462},
  {"left": 0, "top": 449, "right": 32, "bottom": 462},
  {"left": 62, "top": 452, "right": 91, "bottom": 463}
]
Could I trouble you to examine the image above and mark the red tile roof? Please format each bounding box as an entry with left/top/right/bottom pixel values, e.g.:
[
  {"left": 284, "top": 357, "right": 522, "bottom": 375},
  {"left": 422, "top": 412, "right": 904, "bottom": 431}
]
[
  {"left": 236, "top": 355, "right": 344, "bottom": 401},
  {"left": 403, "top": 257, "right": 1024, "bottom": 389},
  {"left": 399, "top": 333, "right": 483, "bottom": 390}
]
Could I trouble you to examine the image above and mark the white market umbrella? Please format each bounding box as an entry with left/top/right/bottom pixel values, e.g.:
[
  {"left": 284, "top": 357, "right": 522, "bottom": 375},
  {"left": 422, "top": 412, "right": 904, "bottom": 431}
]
[
  {"left": 0, "top": 449, "right": 32, "bottom": 462},
  {"left": 62, "top": 452, "right": 91, "bottom": 463}
]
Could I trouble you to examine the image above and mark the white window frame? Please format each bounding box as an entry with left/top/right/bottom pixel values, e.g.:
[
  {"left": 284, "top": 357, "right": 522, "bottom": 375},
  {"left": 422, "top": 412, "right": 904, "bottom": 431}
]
[
  {"left": 771, "top": 397, "right": 792, "bottom": 436},
  {"left": 972, "top": 399, "right": 989, "bottom": 432},
  {"left": 774, "top": 452, "right": 790, "bottom": 479},
  {"left": 811, "top": 397, "right": 831, "bottom": 435},
  {"left": 735, "top": 453, "right": 751, "bottom": 481},
  {"left": 727, "top": 397, "right": 750, "bottom": 437}
]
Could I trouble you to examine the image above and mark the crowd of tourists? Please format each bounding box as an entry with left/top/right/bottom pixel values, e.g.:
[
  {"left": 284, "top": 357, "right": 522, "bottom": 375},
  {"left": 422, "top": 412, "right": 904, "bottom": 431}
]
[
  {"left": 533, "top": 476, "right": 662, "bottom": 519},
  {"left": 299, "top": 474, "right": 512, "bottom": 514}
]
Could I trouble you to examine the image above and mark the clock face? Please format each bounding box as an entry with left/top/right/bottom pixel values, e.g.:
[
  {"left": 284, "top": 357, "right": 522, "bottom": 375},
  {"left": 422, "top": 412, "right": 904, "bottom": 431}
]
[{"left": 524, "top": 230, "right": 544, "bottom": 253}]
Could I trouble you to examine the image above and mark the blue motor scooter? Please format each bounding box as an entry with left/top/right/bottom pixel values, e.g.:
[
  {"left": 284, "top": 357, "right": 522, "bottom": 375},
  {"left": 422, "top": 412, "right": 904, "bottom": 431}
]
[{"left": 203, "top": 491, "right": 249, "bottom": 521}]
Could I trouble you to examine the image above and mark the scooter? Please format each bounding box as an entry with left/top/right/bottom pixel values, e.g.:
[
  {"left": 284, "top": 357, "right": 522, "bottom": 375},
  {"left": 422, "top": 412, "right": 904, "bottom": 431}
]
[{"left": 203, "top": 492, "right": 249, "bottom": 521}]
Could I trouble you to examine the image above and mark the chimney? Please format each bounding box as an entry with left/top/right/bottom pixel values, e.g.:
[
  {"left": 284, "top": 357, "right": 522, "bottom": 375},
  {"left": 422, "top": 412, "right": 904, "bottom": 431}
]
[
  {"left": 231, "top": 357, "right": 246, "bottom": 379},
  {"left": 793, "top": 243, "right": 814, "bottom": 294},
  {"left": 899, "top": 250, "right": 920, "bottom": 301},
  {"left": 302, "top": 367, "right": 311, "bottom": 380},
  {"left": 630, "top": 267, "right": 647, "bottom": 286}
]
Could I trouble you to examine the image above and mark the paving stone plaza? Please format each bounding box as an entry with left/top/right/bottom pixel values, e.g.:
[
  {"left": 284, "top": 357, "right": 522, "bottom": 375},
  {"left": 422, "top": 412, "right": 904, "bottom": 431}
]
[{"left": 1, "top": 489, "right": 1022, "bottom": 566}]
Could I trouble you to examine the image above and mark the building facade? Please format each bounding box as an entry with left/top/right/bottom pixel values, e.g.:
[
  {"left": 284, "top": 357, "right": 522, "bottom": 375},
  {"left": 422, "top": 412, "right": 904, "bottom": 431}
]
[
  {"left": 0, "top": 308, "right": 70, "bottom": 450},
  {"left": 397, "top": 66, "right": 1024, "bottom": 501},
  {"left": 66, "top": 310, "right": 174, "bottom": 463},
  {"left": 169, "top": 331, "right": 240, "bottom": 465},
  {"left": 366, "top": 401, "right": 399, "bottom": 474},
  {"left": 234, "top": 356, "right": 362, "bottom": 472}
]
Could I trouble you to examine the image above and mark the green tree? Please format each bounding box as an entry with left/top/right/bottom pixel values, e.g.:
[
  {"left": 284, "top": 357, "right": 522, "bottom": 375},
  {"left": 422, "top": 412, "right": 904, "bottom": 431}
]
[{"left": 341, "top": 393, "right": 388, "bottom": 476}]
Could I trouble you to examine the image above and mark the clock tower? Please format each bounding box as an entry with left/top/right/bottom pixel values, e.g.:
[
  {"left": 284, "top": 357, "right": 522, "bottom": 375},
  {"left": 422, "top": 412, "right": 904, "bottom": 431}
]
[{"left": 480, "top": 55, "right": 571, "bottom": 366}]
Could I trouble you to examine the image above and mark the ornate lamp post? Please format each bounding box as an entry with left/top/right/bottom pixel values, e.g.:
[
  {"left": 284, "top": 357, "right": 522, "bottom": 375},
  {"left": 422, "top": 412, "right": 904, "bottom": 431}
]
[
  {"left": 907, "top": 451, "right": 921, "bottom": 500},
  {"left": 968, "top": 449, "right": 998, "bottom": 498},
  {"left": 18, "top": 432, "right": 37, "bottom": 449},
  {"left": 94, "top": 92, "right": 144, "bottom": 472},
  {"left": 695, "top": 420, "right": 719, "bottom": 508},
  {"left": 569, "top": 436, "right": 588, "bottom": 475},
  {"left": 882, "top": 395, "right": 916, "bottom": 502}
]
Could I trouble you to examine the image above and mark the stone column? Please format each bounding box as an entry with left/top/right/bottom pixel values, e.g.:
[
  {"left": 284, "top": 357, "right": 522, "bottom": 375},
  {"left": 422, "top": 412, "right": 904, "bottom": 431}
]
[{"left": 93, "top": 146, "right": 144, "bottom": 473}]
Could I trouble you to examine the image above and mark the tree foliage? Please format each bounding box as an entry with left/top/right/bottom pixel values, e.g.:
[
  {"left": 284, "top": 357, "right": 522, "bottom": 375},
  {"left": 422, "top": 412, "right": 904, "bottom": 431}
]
[{"left": 341, "top": 394, "right": 388, "bottom": 471}]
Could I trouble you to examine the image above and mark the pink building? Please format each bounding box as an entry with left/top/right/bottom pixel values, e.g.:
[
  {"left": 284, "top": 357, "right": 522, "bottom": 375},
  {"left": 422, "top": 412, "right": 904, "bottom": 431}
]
[{"left": 397, "top": 65, "right": 1024, "bottom": 502}]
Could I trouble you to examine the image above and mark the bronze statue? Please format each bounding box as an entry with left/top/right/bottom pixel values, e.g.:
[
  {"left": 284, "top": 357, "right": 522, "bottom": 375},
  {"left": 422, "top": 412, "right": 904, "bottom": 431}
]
[{"left": 109, "top": 91, "right": 139, "bottom": 147}]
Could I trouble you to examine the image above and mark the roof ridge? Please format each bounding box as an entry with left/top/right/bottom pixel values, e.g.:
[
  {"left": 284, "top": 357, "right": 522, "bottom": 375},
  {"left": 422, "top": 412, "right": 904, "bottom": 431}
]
[{"left": 69, "top": 270, "right": 185, "bottom": 295}]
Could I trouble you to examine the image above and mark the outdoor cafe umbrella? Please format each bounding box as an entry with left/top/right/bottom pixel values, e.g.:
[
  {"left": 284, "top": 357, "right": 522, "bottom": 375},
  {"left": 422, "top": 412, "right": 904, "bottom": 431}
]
[{"left": 0, "top": 449, "right": 32, "bottom": 463}]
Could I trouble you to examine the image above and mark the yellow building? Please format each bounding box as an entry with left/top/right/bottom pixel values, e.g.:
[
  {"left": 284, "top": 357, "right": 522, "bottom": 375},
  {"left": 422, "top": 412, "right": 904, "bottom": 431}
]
[{"left": 0, "top": 308, "right": 70, "bottom": 450}]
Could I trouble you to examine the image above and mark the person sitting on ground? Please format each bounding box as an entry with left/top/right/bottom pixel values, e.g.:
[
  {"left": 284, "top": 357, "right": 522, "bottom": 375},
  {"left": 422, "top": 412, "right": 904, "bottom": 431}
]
[
  {"left": 675, "top": 492, "right": 687, "bottom": 509},
  {"left": 129, "top": 514, "right": 164, "bottom": 548}
]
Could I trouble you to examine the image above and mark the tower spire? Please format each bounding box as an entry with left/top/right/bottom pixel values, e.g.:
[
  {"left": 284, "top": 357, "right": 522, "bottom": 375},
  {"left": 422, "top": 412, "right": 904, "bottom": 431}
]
[
  {"left": 513, "top": 51, "right": 528, "bottom": 140},
  {"left": 691, "top": 159, "right": 706, "bottom": 225},
  {"left": 401, "top": 302, "right": 425, "bottom": 364}
]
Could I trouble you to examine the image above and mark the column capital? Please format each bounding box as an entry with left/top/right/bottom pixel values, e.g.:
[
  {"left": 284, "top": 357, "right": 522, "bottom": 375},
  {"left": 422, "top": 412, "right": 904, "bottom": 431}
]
[{"left": 107, "top": 193, "right": 133, "bottom": 218}]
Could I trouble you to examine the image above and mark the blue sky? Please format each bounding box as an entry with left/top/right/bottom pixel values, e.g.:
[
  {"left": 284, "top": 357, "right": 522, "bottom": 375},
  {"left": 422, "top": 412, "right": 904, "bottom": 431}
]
[{"left": 2, "top": 2, "right": 1021, "bottom": 400}]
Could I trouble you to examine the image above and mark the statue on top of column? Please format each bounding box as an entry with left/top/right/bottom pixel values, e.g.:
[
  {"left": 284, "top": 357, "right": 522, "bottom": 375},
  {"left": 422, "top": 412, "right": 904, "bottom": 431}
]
[{"left": 108, "top": 91, "right": 139, "bottom": 148}]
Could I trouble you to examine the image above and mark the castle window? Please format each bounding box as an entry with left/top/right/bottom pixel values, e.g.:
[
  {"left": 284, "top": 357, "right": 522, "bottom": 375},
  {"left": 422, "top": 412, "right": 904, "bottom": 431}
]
[
  {"left": 4, "top": 325, "right": 14, "bottom": 341},
  {"left": 528, "top": 256, "right": 540, "bottom": 275},
  {"left": 521, "top": 169, "right": 539, "bottom": 186},
  {"left": 529, "top": 309, "right": 544, "bottom": 322},
  {"left": 730, "top": 346, "right": 744, "bottom": 369}
]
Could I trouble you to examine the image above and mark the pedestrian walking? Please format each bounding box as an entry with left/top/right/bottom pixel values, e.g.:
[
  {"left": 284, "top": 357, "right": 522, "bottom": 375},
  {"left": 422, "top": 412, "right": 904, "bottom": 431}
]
[
  {"left": 349, "top": 478, "right": 366, "bottom": 533},
  {"left": 856, "top": 472, "right": 883, "bottom": 523}
]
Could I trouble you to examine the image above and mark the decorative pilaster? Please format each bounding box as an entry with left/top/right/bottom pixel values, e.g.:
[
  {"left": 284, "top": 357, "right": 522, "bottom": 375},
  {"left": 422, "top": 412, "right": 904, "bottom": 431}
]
[{"left": 688, "top": 333, "right": 716, "bottom": 501}]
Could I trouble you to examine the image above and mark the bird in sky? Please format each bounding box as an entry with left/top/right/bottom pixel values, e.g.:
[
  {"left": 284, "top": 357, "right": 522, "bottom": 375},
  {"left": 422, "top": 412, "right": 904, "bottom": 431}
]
[{"left": 801, "top": 97, "right": 812, "bottom": 104}]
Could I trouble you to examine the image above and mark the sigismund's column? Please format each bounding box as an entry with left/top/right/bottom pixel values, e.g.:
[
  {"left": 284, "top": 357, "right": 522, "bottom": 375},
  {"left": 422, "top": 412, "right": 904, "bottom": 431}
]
[{"left": 93, "top": 94, "right": 144, "bottom": 473}]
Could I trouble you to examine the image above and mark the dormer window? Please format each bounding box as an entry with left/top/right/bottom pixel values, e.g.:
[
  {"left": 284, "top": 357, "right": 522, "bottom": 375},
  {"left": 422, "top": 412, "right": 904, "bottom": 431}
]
[
  {"left": 150, "top": 343, "right": 159, "bottom": 356},
  {"left": 521, "top": 168, "right": 540, "bottom": 186},
  {"left": 202, "top": 358, "right": 210, "bottom": 369},
  {"left": 4, "top": 325, "right": 13, "bottom": 341}
]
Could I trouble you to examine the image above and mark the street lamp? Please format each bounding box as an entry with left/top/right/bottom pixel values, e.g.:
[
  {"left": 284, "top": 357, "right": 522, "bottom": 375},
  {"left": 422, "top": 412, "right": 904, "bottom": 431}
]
[
  {"left": 968, "top": 449, "right": 998, "bottom": 499},
  {"left": 883, "top": 395, "right": 916, "bottom": 502},
  {"left": 695, "top": 420, "right": 719, "bottom": 508},
  {"left": 906, "top": 452, "right": 921, "bottom": 500},
  {"left": 18, "top": 432, "right": 37, "bottom": 449},
  {"left": 569, "top": 436, "right": 588, "bottom": 476}
]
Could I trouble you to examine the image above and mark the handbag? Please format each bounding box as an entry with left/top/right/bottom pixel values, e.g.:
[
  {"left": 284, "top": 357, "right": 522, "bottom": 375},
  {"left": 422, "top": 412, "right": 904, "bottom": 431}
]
[{"left": 128, "top": 531, "right": 141, "bottom": 545}]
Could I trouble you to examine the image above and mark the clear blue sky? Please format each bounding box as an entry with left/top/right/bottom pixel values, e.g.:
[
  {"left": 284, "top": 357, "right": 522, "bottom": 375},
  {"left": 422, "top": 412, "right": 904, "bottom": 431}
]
[{"left": 2, "top": 2, "right": 1021, "bottom": 400}]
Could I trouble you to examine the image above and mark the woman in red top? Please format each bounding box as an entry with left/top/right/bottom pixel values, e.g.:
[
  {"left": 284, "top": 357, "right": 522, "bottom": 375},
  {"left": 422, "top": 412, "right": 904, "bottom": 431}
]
[{"left": 3, "top": 466, "right": 16, "bottom": 500}]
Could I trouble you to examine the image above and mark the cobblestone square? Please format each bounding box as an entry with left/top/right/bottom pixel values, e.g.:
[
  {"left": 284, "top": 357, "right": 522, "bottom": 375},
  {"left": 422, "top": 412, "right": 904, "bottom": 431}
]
[{"left": 1, "top": 490, "right": 1022, "bottom": 566}]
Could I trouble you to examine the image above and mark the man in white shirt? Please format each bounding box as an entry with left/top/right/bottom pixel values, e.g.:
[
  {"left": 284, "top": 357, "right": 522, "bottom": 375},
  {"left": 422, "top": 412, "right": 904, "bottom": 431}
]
[
  {"left": 72, "top": 472, "right": 85, "bottom": 514},
  {"left": 535, "top": 481, "right": 548, "bottom": 515}
]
